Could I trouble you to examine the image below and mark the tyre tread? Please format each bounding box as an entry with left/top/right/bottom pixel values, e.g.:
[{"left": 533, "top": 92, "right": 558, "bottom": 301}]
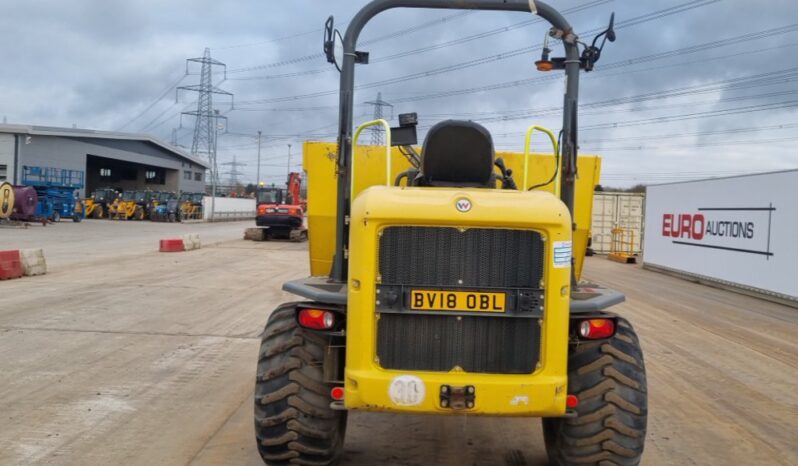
[
  {"left": 254, "top": 305, "right": 345, "bottom": 466},
  {"left": 544, "top": 317, "right": 647, "bottom": 466}
]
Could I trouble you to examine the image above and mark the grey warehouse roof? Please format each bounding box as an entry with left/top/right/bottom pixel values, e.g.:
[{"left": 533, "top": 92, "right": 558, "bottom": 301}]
[{"left": 0, "top": 123, "right": 209, "bottom": 169}]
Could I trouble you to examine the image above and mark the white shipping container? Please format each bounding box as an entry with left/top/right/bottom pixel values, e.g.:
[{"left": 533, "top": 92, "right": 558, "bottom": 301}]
[
  {"left": 643, "top": 170, "right": 798, "bottom": 303},
  {"left": 591, "top": 192, "right": 645, "bottom": 254}
]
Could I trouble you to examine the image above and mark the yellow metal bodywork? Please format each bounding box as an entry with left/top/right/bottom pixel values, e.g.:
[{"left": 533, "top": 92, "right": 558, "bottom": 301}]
[
  {"left": 180, "top": 201, "right": 202, "bottom": 220},
  {"left": 301, "top": 141, "right": 601, "bottom": 280},
  {"left": 345, "top": 186, "right": 573, "bottom": 415},
  {"left": 106, "top": 199, "right": 120, "bottom": 219},
  {"left": 83, "top": 198, "right": 100, "bottom": 218},
  {"left": 113, "top": 200, "right": 141, "bottom": 220}
]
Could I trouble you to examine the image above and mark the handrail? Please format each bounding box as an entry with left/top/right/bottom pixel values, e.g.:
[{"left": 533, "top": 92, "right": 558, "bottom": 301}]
[
  {"left": 522, "top": 125, "right": 560, "bottom": 195},
  {"left": 330, "top": 0, "right": 581, "bottom": 282},
  {"left": 351, "top": 119, "right": 392, "bottom": 195}
]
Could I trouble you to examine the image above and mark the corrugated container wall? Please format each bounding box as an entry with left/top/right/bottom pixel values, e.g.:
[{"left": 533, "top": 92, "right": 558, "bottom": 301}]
[{"left": 591, "top": 192, "right": 645, "bottom": 254}]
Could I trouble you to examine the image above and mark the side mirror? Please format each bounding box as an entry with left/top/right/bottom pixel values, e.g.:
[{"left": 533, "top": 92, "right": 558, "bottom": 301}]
[
  {"left": 323, "top": 16, "right": 344, "bottom": 72},
  {"left": 593, "top": 12, "right": 616, "bottom": 50},
  {"left": 582, "top": 12, "right": 616, "bottom": 72},
  {"left": 333, "top": 31, "right": 344, "bottom": 72}
]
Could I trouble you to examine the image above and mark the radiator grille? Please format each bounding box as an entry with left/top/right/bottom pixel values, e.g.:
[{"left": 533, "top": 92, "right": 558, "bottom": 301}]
[
  {"left": 377, "top": 314, "right": 539, "bottom": 373},
  {"left": 379, "top": 226, "right": 543, "bottom": 287},
  {"left": 376, "top": 226, "right": 543, "bottom": 373}
]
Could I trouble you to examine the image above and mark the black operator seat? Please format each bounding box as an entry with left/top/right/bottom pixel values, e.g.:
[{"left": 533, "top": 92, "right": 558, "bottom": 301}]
[{"left": 417, "top": 120, "right": 495, "bottom": 188}]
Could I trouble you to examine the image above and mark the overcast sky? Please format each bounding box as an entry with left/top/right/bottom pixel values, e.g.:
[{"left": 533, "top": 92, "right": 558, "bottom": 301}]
[{"left": 1, "top": 0, "right": 796, "bottom": 187}]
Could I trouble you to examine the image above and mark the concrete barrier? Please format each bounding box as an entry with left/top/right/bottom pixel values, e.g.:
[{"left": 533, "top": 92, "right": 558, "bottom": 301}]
[
  {"left": 20, "top": 249, "right": 47, "bottom": 276},
  {"left": 182, "top": 234, "right": 201, "bottom": 251},
  {"left": 159, "top": 239, "right": 185, "bottom": 253},
  {"left": 0, "top": 250, "right": 23, "bottom": 280}
]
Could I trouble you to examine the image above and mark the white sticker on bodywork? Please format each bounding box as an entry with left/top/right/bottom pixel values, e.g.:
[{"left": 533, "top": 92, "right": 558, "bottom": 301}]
[
  {"left": 510, "top": 395, "right": 529, "bottom": 406},
  {"left": 553, "top": 241, "right": 572, "bottom": 268},
  {"left": 388, "top": 375, "right": 425, "bottom": 406}
]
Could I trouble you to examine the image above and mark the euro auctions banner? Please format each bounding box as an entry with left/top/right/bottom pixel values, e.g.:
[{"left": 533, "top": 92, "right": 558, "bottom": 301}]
[{"left": 643, "top": 170, "right": 798, "bottom": 300}]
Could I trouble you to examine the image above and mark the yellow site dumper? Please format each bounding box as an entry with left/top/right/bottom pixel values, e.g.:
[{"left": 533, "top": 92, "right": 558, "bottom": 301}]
[{"left": 253, "top": 2, "right": 646, "bottom": 466}]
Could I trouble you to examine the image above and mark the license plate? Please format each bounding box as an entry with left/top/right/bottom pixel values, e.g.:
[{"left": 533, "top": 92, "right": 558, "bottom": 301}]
[{"left": 409, "top": 290, "right": 506, "bottom": 313}]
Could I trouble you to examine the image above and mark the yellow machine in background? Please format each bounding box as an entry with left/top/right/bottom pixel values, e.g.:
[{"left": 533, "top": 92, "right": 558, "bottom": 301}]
[
  {"left": 111, "top": 191, "right": 146, "bottom": 220},
  {"left": 179, "top": 192, "right": 204, "bottom": 220},
  {"left": 83, "top": 188, "right": 117, "bottom": 219}
]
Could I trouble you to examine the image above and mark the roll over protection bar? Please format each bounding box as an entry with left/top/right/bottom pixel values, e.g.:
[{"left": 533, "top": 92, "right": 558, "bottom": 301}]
[{"left": 330, "top": 0, "right": 582, "bottom": 282}]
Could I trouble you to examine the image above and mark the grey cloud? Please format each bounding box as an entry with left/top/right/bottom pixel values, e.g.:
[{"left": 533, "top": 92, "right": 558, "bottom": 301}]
[{"left": 1, "top": 0, "right": 796, "bottom": 186}]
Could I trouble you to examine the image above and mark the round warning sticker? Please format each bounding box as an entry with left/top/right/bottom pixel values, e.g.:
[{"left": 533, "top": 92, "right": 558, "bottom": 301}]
[{"left": 388, "top": 375, "right": 425, "bottom": 406}]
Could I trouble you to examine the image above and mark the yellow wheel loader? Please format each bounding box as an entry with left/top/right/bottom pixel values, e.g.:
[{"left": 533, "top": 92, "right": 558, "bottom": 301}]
[
  {"left": 83, "top": 188, "right": 118, "bottom": 219},
  {"left": 111, "top": 191, "right": 139, "bottom": 220},
  {"left": 254, "top": 2, "right": 646, "bottom": 466},
  {"left": 179, "top": 192, "right": 204, "bottom": 221}
]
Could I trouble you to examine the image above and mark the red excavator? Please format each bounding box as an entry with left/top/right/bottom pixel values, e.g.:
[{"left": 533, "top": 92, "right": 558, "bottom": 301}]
[{"left": 254, "top": 172, "right": 306, "bottom": 241}]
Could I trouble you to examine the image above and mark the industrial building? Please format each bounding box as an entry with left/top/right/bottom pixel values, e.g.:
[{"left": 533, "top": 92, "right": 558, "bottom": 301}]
[{"left": 0, "top": 124, "right": 208, "bottom": 197}]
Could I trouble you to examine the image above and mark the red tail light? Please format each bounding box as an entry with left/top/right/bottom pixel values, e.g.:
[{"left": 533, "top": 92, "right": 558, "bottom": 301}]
[
  {"left": 578, "top": 319, "right": 616, "bottom": 340},
  {"left": 566, "top": 394, "right": 579, "bottom": 408},
  {"left": 330, "top": 386, "right": 345, "bottom": 401},
  {"left": 297, "top": 309, "right": 336, "bottom": 330}
]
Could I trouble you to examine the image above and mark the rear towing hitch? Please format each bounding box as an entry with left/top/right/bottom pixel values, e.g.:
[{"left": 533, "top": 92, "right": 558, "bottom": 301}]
[{"left": 440, "top": 385, "right": 475, "bottom": 410}]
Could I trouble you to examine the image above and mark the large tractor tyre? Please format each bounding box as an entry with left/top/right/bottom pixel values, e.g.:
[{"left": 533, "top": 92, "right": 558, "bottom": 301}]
[
  {"left": 254, "top": 306, "right": 346, "bottom": 466},
  {"left": 92, "top": 206, "right": 103, "bottom": 219},
  {"left": 543, "top": 318, "right": 647, "bottom": 466}
]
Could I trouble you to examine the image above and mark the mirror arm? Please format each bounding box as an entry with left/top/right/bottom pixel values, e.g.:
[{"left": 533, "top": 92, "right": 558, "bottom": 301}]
[{"left": 354, "top": 51, "right": 370, "bottom": 64}]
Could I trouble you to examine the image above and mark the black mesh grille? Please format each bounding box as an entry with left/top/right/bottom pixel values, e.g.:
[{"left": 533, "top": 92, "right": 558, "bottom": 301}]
[
  {"left": 376, "top": 226, "right": 543, "bottom": 373},
  {"left": 379, "top": 226, "right": 544, "bottom": 287},
  {"left": 377, "top": 314, "right": 539, "bottom": 373}
]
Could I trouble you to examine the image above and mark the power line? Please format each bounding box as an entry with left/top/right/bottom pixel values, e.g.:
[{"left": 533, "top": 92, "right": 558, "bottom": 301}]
[
  {"left": 422, "top": 63, "right": 798, "bottom": 121},
  {"left": 578, "top": 123, "right": 798, "bottom": 145},
  {"left": 141, "top": 101, "right": 196, "bottom": 134},
  {"left": 382, "top": 27, "right": 798, "bottom": 105},
  {"left": 233, "top": 1, "right": 739, "bottom": 105},
  {"left": 216, "top": 24, "right": 342, "bottom": 51},
  {"left": 487, "top": 99, "right": 798, "bottom": 140},
  {"left": 227, "top": 0, "right": 612, "bottom": 82},
  {"left": 473, "top": 71, "right": 798, "bottom": 126},
  {"left": 225, "top": 68, "right": 797, "bottom": 164},
  {"left": 590, "top": 136, "right": 798, "bottom": 152},
  {"left": 227, "top": 11, "right": 473, "bottom": 74},
  {"left": 227, "top": 57, "right": 796, "bottom": 165},
  {"left": 117, "top": 73, "right": 186, "bottom": 131},
  {"left": 139, "top": 101, "right": 180, "bottom": 132},
  {"left": 580, "top": 100, "right": 798, "bottom": 131}
]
